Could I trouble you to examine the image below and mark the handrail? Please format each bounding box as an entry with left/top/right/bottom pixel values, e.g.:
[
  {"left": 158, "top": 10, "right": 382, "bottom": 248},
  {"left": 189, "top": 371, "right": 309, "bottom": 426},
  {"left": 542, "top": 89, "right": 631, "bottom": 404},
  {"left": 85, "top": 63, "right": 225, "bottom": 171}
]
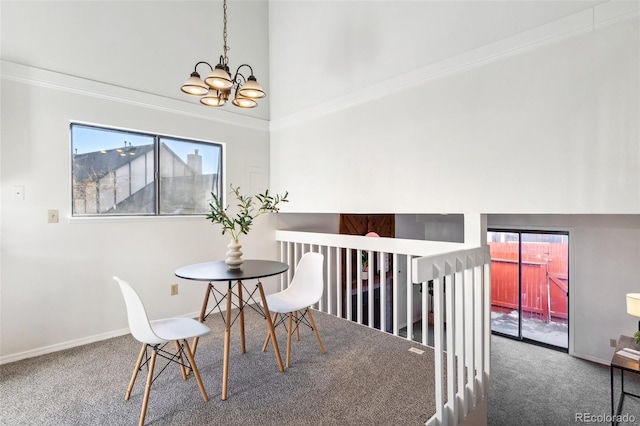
[
  {"left": 414, "top": 246, "right": 491, "bottom": 426},
  {"left": 276, "top": 230, "right": 471, "bottom": 255},
  {"left": 274, "top": 230, "right": 491, "bottom": 426}
]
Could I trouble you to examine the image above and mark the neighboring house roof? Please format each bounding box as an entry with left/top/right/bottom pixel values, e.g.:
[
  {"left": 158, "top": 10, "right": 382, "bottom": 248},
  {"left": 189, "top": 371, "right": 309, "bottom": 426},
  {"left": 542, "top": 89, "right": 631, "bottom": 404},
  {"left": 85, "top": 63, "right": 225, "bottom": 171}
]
[
  {"left": 73, "top": 142, "right": 198, "bottom": 182},
  {"left": 73, "top": 144, "right": 155, "bottom": 182}
]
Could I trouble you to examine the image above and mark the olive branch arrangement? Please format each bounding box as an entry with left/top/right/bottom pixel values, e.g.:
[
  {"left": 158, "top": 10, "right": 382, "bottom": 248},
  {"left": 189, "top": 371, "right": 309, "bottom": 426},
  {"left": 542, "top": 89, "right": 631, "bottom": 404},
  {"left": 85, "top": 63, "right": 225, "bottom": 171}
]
[{"left": 206, "top": 184, "right": 289, "bottom": 240}]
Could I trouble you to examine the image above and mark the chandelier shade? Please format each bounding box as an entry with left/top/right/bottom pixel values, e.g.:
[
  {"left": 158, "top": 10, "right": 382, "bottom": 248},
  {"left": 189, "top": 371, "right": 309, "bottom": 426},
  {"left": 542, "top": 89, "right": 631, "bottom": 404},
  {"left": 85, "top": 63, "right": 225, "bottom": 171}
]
[
  {"left": 180, "top": 72, "right": 209, "bottom": 96},
  {"left": 180, "top": 0, "right": 265, "bottom": 109},
  {"left": 204, "top": 65, "right": 233, "bottom": 90},
  {"left": 238, "top": 76, "right": 265, "bottom": 99},
  {"left": 628, "top": 293, "right": 640, "bottom": 317},
  {"left": 627, "top": 293, "right": 640, "bottom": 332}
]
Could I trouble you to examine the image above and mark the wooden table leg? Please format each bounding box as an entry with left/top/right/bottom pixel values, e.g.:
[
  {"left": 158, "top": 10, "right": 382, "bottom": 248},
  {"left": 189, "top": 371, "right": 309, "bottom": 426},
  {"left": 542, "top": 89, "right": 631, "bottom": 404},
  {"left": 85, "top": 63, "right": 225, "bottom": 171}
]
[
  {"left": 257, "top": 281, "right": 284, "bottom": 372},
  {"left": 222, "top": 287, "right": 233, "bottom": 400},
  {"left": 192, "top": 283, "right": 213, "bottom": 357},
  {"left": 237, "top": 281, "right": 246, "bottom": 353}
]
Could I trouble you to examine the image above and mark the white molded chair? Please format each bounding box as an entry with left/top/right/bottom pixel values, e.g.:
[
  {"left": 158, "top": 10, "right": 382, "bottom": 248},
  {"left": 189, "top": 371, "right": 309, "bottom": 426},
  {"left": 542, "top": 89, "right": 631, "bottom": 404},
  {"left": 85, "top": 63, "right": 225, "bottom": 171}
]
[
  {"left": 113, "top": 277, "right": 211, "bottom": 426},
  {"left": 261, "top": 252, "right": 326, "bottom": 367}
]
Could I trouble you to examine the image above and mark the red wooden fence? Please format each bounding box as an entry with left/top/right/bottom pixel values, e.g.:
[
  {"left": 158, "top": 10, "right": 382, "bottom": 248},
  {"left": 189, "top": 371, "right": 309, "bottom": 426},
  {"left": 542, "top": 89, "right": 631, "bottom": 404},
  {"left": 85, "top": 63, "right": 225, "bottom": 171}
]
[{"left": 489, "top": 242, "right": 568, "bottom": 321}]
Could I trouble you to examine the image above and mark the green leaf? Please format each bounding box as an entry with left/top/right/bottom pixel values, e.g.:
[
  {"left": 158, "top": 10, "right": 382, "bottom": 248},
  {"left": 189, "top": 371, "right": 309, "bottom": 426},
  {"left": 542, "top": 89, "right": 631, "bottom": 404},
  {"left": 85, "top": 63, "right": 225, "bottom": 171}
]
[{"left": 206, "top": 184, "right": 289, "bottom": 237}]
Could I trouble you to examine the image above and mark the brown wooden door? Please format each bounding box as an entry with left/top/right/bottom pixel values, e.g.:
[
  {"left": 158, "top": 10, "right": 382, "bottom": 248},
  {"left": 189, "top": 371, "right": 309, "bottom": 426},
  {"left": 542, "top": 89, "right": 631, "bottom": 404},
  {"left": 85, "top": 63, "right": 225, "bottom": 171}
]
[
  {"left": 339, "top": 214, "right": 394, "bottom": 330},
  {"left": 339, "top": 214, "right": 395, "bottom": 237}
]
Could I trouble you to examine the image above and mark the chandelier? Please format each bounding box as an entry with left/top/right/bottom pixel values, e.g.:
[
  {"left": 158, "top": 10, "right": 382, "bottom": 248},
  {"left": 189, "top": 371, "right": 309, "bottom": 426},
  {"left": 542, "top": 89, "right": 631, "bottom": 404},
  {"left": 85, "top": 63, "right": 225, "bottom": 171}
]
[{"left": 180, "top": 0, "right": 266, "bottom": 109}]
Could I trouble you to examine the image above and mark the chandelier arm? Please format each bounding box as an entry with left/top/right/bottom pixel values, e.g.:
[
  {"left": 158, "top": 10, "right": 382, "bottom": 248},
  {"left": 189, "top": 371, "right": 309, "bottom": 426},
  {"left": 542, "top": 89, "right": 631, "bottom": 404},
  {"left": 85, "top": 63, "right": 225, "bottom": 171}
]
[
  {"left": 194, "top": 61, "right": 214, "bottom": 72},
  {"left": 231, "top": 71, "right": 247, "bottom": 87},
  {"left": 235, "top": 64, "right": 255, "bottom": 77}
]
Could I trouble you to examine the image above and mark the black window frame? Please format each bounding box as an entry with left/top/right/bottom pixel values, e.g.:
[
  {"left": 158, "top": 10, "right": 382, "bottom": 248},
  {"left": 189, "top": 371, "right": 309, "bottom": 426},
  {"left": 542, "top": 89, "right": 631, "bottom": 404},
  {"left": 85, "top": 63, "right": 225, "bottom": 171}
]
[{"left": 70, "top": 122, "right": 224, "bottom": 217}]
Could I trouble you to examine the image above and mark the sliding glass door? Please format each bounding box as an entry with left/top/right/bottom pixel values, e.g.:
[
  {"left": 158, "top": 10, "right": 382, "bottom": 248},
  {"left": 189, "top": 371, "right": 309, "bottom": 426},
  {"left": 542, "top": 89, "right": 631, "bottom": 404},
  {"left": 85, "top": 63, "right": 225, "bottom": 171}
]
[
  {"left": 488, "top": 230, "right": 569, "bottom": 350},
  {"left": 488, "top": 231, "right": 520, "bottom": 338}
]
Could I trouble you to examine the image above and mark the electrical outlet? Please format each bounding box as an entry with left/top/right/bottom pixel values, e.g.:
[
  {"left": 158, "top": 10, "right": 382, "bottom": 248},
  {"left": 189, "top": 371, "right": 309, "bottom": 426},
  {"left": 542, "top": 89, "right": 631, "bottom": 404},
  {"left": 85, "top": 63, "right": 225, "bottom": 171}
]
[
  {"left": 48, "top": 209, "right": 59, "bottom": 224},
  {"left": 610, "top": 338, "right": 617, "bottom": 348},
  {"left": 170, "top": 283, "right": 178, "bottom": 296}
]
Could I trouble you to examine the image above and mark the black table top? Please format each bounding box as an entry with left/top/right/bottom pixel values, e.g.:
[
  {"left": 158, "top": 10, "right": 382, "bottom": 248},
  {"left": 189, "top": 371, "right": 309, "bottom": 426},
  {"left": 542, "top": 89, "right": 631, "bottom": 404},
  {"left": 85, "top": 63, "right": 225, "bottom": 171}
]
[{"left": 174, "top": 259, "right": 289, "bottom": 282}]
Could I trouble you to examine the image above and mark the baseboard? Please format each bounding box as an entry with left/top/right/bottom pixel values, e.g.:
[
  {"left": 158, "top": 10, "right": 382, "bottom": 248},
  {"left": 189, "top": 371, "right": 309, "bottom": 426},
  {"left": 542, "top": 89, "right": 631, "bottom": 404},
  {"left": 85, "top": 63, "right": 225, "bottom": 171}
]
[
  {"left": 570, "top": 351, "right": 610, "bottom": 366},
  {"left": 0, "top": 328, "right": 130, "bottom": 365},
  {"left": 0, "top": 310, "right": 201, "bottom": 365}
]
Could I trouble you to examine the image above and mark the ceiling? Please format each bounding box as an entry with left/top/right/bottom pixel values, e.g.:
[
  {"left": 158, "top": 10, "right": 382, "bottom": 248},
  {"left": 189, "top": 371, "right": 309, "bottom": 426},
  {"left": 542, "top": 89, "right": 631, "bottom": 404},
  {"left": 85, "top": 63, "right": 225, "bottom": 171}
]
[{"left": 1, "top": 0, "right": 613, "bottom": 121}]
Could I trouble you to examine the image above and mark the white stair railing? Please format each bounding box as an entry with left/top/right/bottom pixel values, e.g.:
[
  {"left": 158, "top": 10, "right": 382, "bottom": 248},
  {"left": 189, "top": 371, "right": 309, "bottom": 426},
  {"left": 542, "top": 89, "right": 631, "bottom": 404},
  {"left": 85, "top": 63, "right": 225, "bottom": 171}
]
[
  {"left": 413, "top": 246, "right": 491, "bottom": 426},
  {"left": 274, "top": 230, "right": 490, "bottom": 426}
]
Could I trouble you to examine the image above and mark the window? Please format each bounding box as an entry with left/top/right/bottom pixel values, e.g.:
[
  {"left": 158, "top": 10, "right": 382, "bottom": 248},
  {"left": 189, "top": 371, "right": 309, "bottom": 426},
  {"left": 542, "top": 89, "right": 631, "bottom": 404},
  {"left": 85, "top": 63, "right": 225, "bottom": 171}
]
[{"left": 71, "top": 123, "right": 223, "bottom": 216}]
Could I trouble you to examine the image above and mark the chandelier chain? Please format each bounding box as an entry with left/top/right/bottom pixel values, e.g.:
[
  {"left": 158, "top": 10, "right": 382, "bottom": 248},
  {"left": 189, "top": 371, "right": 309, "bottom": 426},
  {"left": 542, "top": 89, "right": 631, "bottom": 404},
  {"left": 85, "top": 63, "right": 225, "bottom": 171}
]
[
  {"left": 222, "top": 0, "right": 229, "bottom": 66},
  {"left": 181, "top": 0, "right": 264, "bottom": 108}
]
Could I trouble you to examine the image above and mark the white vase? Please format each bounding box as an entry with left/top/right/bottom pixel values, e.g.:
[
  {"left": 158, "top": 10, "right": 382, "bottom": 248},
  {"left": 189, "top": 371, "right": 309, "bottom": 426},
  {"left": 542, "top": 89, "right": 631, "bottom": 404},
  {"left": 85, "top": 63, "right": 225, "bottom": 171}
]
[{"left": 225, "top": 238, "right": 243, "bottom": 269}]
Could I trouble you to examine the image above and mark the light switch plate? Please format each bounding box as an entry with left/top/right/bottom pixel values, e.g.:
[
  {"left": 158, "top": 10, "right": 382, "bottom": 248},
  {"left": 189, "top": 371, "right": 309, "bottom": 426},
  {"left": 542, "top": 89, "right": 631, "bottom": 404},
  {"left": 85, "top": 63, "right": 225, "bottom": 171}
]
[{"left": 48, "top": 210, "right": 59, "bottom": 224}]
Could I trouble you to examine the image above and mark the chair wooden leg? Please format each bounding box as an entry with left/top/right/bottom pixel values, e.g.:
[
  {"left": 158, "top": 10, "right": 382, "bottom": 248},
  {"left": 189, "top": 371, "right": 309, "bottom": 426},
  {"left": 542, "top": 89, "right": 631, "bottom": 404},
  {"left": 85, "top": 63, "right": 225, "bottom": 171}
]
[
  {"left": 286, "top": 313, "right": 293, "bottom": 368},
  {"left": 175, "top": 341, "right": 187, "bottom": 381},
  {"left": 182, "top": 339, "right": 209, "bottom": 402},
  {"left": 186, "top": 283, "right": 212, "bottom": 377},
  {"left": 126, "top": 344, "right": 147, "bottom": 400},
  {"left": 139, "top": 348, "right": 157, "bottom": 426},
  {"left": 306, "top": 308, "right": 326, "bottom": 353},
  {"left": 261, "top": 312, "right": 278, "bottom": 352},
  {"left": 294, "top": 311, "right": 300, "bottom": 341}
]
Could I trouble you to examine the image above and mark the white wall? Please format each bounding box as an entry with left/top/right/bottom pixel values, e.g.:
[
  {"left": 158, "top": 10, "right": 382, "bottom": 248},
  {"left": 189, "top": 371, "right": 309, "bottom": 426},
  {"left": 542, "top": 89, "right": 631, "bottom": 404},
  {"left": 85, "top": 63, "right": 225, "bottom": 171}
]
[
  {"left": 488, "top": 214, "right": 640, "bottom": 363},
  {"left": 269, "top": 6, "right": 639, "bottom": 214},
  {"left": 0, "top": 0, "right": 276, "bottom": 362},
  {"left": 266, "top": 2, "right": 640, "bottom": 364},
  {"left": 0, "top": 65, "right": 278, "bottom": 362},
  {"left": 267, "top": 0, "right": 608, "bottom": 120}
]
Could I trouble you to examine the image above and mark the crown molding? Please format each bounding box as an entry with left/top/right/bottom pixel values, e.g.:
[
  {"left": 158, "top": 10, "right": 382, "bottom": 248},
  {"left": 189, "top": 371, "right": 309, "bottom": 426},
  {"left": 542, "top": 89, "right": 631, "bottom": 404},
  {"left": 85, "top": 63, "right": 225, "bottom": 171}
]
[
  {"left": 0, "top": 60, "right": 270, "bottom": 132},
  {"left": 270, "top": 1, "right": 639, "bottom": 132},
  {"left": 2, "top": 1, "right": 636, "bottom": 135}
]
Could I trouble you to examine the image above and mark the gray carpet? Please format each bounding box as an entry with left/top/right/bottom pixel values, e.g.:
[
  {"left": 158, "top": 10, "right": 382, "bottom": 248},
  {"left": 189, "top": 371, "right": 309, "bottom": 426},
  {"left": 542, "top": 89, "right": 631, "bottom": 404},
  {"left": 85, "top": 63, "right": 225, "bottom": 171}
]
[
  {"left": 3, "top": 311, "right": 639, "bottom": 426},
  {"left": 489, "top": 335, "right": 640, "bottom": 426},
  {"left": 0, "top": 309, "right": 436, "bottom": 425}
]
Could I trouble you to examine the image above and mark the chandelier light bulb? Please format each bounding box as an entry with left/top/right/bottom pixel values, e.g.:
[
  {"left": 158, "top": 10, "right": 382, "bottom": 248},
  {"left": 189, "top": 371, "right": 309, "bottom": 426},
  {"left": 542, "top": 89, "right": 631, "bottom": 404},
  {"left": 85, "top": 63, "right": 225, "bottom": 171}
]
[{"left": 232, "top": 95, "right": 257, "bottom": 108}]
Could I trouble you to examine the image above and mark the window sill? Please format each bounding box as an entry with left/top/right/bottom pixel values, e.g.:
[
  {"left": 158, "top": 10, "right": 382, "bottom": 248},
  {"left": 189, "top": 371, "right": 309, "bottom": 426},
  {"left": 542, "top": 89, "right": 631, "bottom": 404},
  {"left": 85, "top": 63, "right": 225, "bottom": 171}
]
[{"left": 68, "top": 215, "right": 207, "bottom": 224}]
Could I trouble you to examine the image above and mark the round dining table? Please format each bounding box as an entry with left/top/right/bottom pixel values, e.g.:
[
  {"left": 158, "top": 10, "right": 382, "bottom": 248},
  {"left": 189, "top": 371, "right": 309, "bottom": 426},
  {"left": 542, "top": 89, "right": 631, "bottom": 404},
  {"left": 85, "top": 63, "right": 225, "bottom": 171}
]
[{"left": 174, "top": 259, "right": 289, "bottom": 400}]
